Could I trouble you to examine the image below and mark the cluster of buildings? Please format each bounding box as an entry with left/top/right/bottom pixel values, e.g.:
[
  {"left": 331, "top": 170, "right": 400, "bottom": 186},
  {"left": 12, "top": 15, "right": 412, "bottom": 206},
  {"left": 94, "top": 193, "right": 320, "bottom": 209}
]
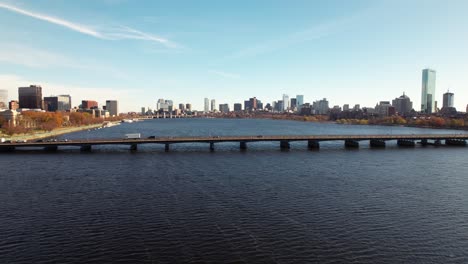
[{"left": 0, "top": 85, "right": 119, "bottom": 127}]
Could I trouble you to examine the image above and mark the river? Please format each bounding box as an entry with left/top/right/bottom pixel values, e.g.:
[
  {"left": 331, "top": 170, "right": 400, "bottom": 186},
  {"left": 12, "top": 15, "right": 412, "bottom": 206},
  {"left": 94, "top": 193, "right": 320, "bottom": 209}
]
[{"left": 1, "top": 119, "right": 467, "bottom": 263}]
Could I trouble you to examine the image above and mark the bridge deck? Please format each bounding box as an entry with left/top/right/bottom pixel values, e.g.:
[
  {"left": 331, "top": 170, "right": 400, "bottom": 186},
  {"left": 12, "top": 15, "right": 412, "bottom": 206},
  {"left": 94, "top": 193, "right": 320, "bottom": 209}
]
[{"left": 1, "top": 134, "right": 468, "bottom": 148}]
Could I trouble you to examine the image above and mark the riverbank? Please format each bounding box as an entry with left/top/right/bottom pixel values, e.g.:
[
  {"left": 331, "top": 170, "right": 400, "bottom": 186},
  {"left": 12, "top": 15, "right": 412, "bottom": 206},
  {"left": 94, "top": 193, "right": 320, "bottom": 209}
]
[{"left": 1, "top": 123, "right": 105, "bottom": 141}]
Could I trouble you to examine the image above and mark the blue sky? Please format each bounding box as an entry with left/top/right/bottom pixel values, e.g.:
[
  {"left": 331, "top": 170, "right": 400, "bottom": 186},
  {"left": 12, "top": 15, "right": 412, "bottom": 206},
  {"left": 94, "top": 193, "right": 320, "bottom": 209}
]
[{"left": 0, "top": 0, "right": 467, "bottom": 112}]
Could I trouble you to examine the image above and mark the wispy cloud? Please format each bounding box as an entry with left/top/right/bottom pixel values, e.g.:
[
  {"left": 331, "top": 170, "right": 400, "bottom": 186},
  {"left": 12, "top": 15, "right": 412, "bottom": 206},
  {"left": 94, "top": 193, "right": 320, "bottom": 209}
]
[
  {"left": 208, "top": 70, "right": 241, "bottom": 79},
  {"left": 0, "top": 2, "right": 178, "bottom": 48}
]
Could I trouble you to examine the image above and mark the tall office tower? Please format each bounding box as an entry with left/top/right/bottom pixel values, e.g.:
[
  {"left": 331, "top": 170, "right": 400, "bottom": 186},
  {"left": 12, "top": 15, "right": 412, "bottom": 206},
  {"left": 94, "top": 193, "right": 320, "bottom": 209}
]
[
  {"left": 421, "top": 69, "right": 436, "bottom": 113},
  {"left": 0, "top": 89, "right": 8, "bottom": 109},
  {"left": 106, "top": 100, "right": 119, "bottom": 116},
  {"left": 44, "top": 97, "right": 59, "bottom": 112},
  {"left": 233, "top": 103, "right": 242, "bottom": 111},
  {"left": 58, "top": 95, "right": 72, "bottom": 111},
  {"left": 179, "top": 103, "right": 185, "bottom": 111},
  {"left": 282, "top": 94, "right": 290, "bottom": 111},
  {"left": 442, "top": 91, "right": 454, "bottom": 108},
  {"left": 185, "top": 103, "right": 192, "bottom": 111},
  {"left": 249, "top": 97, "right": 258, "bottom": 110},
  {"left": 18, "top": 85, "right": 43, "bottom": 109},
  {"left": 211, "top": 99, "right": 216, "bottom": 112},
  {"left": 296, "top": 95, "right": 304, "bottom": 110},
  {"left": 290, "top": 98, "right": 297, "bottom": 110},
  {"left": 204, "top": 98, "right": 209, "bottom": 113}
]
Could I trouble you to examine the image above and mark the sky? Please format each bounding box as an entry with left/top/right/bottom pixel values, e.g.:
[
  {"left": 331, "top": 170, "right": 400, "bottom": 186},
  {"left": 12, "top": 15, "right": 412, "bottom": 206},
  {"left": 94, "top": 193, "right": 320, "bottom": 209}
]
[{"left": 0, "top": 0, "right": 467, "bottom": 112}]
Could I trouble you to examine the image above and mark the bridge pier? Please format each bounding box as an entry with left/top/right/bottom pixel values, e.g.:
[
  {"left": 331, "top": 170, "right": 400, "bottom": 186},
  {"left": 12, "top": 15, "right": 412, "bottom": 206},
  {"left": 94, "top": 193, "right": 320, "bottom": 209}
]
[
  {"left": 80, "top": 145, "right": 92, "bottom": 152},
  {"left": 280, "top": 140, "right": 290, "bottom": 150},
  {"left": 165, "top": 143, "right": 170, "bottom": 152},
  {"left": 445, "top": 139, "right": 467, "bottom": 146},
  {"left": 307, "top": 140, "right": 320, "bottom": 149},
  {"left": 0, "top": 146, "right": 15, "bottom": 152},
  {"left": 370, "top": 139, "right": 386, "bottom": 148},
  {"left": 240, "top": 141, "right": 247, "bottom": 150},
  {"left": 209, "top": 142, "right": 215, "bottom": 151},
  {"left": 44, "top": 146, "right": 58, "bottom": 152},
  {"left": 397, "top": 139, "right": 415, "bottom": 147},
  {"left": 420, "top": 139, "right": 428, "bottom": 146},
  {"left": 130, "top": 143, "right": 138, "bottom": 151},
  {"left": 345, "top": 140, "right": 359, "bottom": 148}
]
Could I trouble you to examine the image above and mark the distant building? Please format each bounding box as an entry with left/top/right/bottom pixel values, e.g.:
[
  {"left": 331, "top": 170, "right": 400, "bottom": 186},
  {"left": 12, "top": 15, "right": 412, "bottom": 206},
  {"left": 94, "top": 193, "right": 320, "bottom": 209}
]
[
  {"left": 296, "top": 95, "right": 304, "bottom": 110},
  {"left": 141, "top": 107, "right": 146, "bottom": 115},
  {"left": 282, "top": 94, "right": 289, "bottom": 111},
  {"left": 313, "top": 98, "right": 329, "bottom": 115},
  {"left": 219, "top": 103, "right": 230, "bottom": 113},
  {"left": 0, "top": 89, "right": 8, "bottom": 109},
  {"left": 290, "top": 98, "right": 297, "bottom": 111},
  {"left": 442, "top": 91, "right": 454, "bottom": 108},
  {"left": 179, "top": 103, "right": 185, "bottom": 111},
  {"left": 421, "top": 69, "right": 436, "bottom": 113},
  {"left": 276, "top": 100, "right": 284, "bottom": 112},
  {"left": 44, "top": 97, "right": 59, "bottom": 112},
  {"left": 44, "top": 95, "right": 72, "bottom": 112},
  {"left": 300, "top": 103, "right": 312, "bottom": 115},
  {"left": 106, "top": 100, "right": 118, "bottom": 116},
  {"left": 204, "top": 98, "right": 209, "bottom": 113},
  {"left": 0, "top": 109, "right": 19, "bottom": 127},
  {"left": 58, "top": 95, "right": 72, "bottom": 111},
  {"left": 375, "top": 101, "right": 395, "bottom": 117},
  {"left": 210, "top": 99, "right": 216, "bottom": 112},
  {"left": 233, "top": 103, "right": 242, "bottom": 112},
  {"left": 392, "top": 93, "right": 413, "bottom": 116},
  {"left": 81, "top": 100, "right": 98, "bottom": 109},
  {"left": 249, "top": 97, "right": 258, "bottom": 111},
  {"left": 244, "top": 100, "right": 251, "bottom": 111},
  {"left": 185, "top": 103, "right": 192, "bottom": 111},
  {"left": 19, "top": 85, "right": 43, "bottom": 109},
  {"left": 353, "top": 104, "right": 360, "bottom": 111},
  {"left": 9, "top": 100, "right": 19, "bottom": 111},
  {"left": 343, "top": 104, "right": 350, "bottom": 111}
]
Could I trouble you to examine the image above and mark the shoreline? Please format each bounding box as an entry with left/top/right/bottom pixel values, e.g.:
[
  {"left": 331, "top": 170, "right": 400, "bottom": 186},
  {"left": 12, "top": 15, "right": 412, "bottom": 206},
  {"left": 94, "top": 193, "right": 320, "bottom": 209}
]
[{"left": 2, "top": 123, "right": 105, "bottom": 141}]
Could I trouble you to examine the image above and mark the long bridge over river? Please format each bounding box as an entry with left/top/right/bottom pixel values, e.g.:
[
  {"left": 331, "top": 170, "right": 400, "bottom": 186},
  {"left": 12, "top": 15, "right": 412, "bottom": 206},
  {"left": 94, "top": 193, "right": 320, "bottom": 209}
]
[{"left": 1, "top": 134, "right": 468, "bottom": 152}]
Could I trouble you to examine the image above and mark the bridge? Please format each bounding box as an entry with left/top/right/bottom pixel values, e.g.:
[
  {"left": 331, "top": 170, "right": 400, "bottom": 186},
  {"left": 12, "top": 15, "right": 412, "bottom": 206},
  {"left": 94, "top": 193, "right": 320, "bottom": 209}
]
[{"left": 1, "top": 134, "right": 467, "bottom": 152}]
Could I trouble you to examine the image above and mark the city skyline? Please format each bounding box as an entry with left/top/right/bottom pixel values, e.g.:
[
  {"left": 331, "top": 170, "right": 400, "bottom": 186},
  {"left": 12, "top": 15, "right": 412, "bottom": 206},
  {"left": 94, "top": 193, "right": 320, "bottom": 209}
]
[{"left": 1, "top": 1, "right": 468, "bottom": 112}]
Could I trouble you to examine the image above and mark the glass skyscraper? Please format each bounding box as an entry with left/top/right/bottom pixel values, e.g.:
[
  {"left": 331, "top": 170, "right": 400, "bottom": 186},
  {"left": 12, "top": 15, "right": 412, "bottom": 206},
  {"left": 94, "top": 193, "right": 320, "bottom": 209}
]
[{"left": 421, "top": 69, "right": 436, "bottom": 113}]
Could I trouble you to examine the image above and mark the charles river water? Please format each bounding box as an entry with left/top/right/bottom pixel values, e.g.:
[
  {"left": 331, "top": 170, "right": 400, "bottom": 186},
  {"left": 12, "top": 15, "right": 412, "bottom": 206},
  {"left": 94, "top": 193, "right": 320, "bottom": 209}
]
[{"left": 1, "top": 119, "right": 467, "bottom": 264}]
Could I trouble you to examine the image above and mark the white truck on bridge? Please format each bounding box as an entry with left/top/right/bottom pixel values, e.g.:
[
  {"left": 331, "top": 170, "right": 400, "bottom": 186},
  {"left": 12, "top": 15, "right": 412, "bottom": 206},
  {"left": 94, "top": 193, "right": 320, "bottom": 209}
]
[{"left": 124, "top": 133, "right": 141, "bottom": 139}]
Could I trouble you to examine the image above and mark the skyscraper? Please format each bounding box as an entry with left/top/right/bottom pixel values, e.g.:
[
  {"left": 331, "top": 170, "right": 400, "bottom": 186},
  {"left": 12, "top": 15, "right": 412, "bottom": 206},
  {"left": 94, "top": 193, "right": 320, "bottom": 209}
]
[
  {"left": 58, "top": 95, "right": 72, "bottom": 111},
  {"left": 211, "top": 99, "right": 216, "bottom": 112},
  {"left": 392, "top": 93, "right": 413, "bottom": 116},
  {"left": 106, "top": 100, "right": 119, "bottom": 116},
  {"left": 442, "top": 91, "right": 454, "bottom": 108},
  {"left": 296, "top": 95, "right": 304, "bottom": 110},
  {"left": 0, "top": 89, "right": 8, "bottom": 109},
  {"left": 204, "top": 98, "right": 209, "bottom": 113},
  {"left": 18, "top": 85, "right": 43, "bottom": 109},
  {"left": 421, "top": 69, "right": 436, "bottom": 114},
  {"left": 282, "top": 94, "right": 289, "bottom": 111}
]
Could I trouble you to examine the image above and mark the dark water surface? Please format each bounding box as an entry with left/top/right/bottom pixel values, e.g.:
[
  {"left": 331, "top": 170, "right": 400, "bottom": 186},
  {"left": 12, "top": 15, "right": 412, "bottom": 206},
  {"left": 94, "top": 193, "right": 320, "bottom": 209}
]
[{"left": 1, "top": 119, "right": 467, "bottom": 263}]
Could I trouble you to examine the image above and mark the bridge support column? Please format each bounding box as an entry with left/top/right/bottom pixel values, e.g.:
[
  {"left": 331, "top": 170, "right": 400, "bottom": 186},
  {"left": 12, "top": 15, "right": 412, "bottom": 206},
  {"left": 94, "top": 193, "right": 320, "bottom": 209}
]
[
  {"left": 165, "top": 144, "right": 170, "bottom": 152},
  {"left": 307, "top": 140, "right": 320, "bottom": 149},
  {"left": 0, "top": 146, "right": 15, "bottom": 152},
  {"left": 130, "top": 144, "right": 138, "bottom": 151},
  {"left": 80, "top": 145, "right": 92, "bottom": 152},
  {"left": 434, "top": 139, "right": 442, "bottom": 146},
  {"left": 44, "top": 146, "right": 58, "bottom": 152},
  {"left": 345, "top": 140, "right": 359, "bottom": 148},
  {"left": 240, "top": 141, "right": 247, "bottom": 150},
  {"left": 370, "top": 139, "right": 386, "bottom": 148},
  {"left": 280, "top": 140, "right": 290, "bottom": 150},
  {"left": 420, "top": 139, "right": 428, "bottom": 146},
  {"left": 209, "top": 142, "right": 215, "bottom": 151},
  {"left": 445, "top": 139, "right": 467, "bottom": 146},
  {"left": 397, "top": 139, "right": 415, "bottom": 147}
]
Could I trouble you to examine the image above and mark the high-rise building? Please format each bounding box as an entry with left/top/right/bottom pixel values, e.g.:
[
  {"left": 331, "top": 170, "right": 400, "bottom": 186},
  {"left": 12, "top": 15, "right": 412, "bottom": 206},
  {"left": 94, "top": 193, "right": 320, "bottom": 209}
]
[
  {"left": 185, "top": 103, "right": 192, "bottom": 111},
  {"left": 58, "top": 95, "right": 72, "bottom": 111},
  {"left": 290, "top": 98, "right": 297, "bottom": 110},
  {"left": 249, "top": 97, "right": 258, "bottom": 110},
  {"left": 421, "top": 69, "right": 436, "bottom": 113},
  {"left": 282, "top": 94, "right": 290, "bottom": 111},
  {"left": 19, "top": 85, "right": 43, "bottom": 109},
  {"left": 343, "top": 104, "right": 350, "bottom": 111},
  {"left": 0, "top": 89, "right": 8, "bottom": 109},
  {"left": 45, "top": 95, "right": 72, "bottom": 112},
  {"left": 313, "top": 98, "right": 329, "bottom": 115},
  {"left": 392, "top": 93, "right": 413, "bottom": 116},
  {"left": 106, "top": 100, "right": 119, "bottom": 116},
  {"left": 204, "top": 98, "right": 209, "bottom": 113},
  {"left": 296, "top": 95, "right": 304, "bottom": 110},
  {"left": 219, "top": 103, "right": 230, "bottom": 113},
  {"left": 234, "top": 103, "right": 242, "bottom": 112},
  {"left": 179, "top": 103, "right": 185, "bottom": 111},
  {"left": 44, "top": 97, "right": 59, "bottom": 112},
  {"left": 244, "top": 100, "right": 251, "bottom": 111},
  {"left": 82, "top": 100, "right": 98, "bottom": 109},
  {"left": 442, "top": 91, "right": 454, "bottom": 108},
  {"left": 211, "top": 99, "right": 216, "bottom": 112}
]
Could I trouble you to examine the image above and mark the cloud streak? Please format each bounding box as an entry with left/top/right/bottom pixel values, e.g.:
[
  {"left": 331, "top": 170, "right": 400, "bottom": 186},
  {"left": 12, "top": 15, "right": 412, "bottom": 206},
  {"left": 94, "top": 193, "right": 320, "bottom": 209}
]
[{"left": 0, "top": 2, "right": 178, "bottom": 48}]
